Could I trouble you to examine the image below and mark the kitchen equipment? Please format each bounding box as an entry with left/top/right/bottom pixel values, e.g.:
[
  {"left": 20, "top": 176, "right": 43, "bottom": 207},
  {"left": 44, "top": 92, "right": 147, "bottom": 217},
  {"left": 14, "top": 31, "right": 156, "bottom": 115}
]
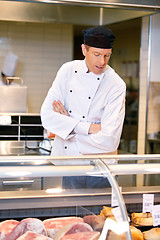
[{"left": 0, "top": 85, "right": 27, "bottom": 113}]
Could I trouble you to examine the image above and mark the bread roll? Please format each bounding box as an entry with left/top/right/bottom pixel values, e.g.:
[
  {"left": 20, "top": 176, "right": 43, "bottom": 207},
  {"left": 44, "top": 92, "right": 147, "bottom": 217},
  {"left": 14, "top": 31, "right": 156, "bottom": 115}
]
[
  {"left": 131, "top": 213, "right": 152, "bottom": 218},
  {"left": 107, "top": 226, "right": 143, "bottom": 240},
  {"left": 143, "top": 227, "right": 160, "bottom": 240},
  {"left": 131, "top": 212, "right": 153, "bottom": 226},
  {"left": 99, "top": 206, "right": 114, "bottom": 219}
]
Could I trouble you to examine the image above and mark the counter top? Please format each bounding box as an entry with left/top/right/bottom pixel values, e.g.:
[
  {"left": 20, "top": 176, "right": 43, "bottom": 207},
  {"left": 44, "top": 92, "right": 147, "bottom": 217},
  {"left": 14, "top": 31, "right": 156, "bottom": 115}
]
[
  {"left": 0, "top": 113, "right": 40, "bottom": 116},
  {"left": 0, "top": 140, "right": 50, "bottom": 156}
]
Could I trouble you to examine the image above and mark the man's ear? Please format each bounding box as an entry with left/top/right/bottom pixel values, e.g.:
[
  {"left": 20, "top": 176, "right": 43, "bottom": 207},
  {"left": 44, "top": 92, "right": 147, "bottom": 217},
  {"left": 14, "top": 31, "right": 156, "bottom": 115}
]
[{"left": 81, "top": 44, "right": 86, "bottom": 57}]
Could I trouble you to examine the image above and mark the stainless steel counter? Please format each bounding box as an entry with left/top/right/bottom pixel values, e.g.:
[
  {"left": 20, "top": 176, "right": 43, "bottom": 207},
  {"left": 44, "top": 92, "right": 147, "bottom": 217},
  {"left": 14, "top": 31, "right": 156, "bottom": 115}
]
[{"left": 0, "top": 140, "right": 44, "bottom": 156}]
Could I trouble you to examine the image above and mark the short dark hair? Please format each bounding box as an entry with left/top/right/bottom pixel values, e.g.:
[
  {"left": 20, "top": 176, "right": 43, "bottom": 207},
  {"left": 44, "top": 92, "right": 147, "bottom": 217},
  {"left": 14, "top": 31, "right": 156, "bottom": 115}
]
[{"left": 84, "top": 44, "right": 90, "bottom": 51}]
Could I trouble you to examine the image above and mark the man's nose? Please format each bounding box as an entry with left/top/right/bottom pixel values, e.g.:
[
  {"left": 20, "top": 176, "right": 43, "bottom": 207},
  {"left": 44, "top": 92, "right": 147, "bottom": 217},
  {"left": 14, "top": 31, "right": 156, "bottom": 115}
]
[{"left": 99, "top": 56, "right": 105, "bottom": 65}]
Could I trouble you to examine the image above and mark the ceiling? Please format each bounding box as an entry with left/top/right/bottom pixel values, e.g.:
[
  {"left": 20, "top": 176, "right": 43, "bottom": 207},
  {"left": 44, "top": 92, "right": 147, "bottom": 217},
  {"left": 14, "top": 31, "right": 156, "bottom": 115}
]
[{"left": 0, "top": 0, "right": 159, "bottom": 26}]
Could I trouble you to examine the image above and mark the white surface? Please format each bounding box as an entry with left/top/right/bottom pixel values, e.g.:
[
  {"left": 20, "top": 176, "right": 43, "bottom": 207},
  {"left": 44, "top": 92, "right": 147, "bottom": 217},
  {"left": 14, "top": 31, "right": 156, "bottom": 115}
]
[
  {"left": 2, "top": 53, "right": 18, "bottom": 77},
  {"left": 150, "top": 13, "right": 160, "bottom": 82},
  {"left": 0, "top": 115, "right": 11, "bottom": 124}
]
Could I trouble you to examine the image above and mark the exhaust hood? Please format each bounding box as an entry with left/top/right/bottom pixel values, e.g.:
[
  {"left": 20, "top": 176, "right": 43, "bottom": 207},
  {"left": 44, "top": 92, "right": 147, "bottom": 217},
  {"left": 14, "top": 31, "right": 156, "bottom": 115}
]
[{"left": 0, "top": 0, "right": 159, "bottom": 25}]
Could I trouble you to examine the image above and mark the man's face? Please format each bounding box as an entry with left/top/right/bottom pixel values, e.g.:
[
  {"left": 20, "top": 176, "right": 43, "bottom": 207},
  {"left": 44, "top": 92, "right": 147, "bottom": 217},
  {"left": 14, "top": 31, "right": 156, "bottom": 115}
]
[{"left": 81, "top": 44, "right": 112, "bottom": 75}]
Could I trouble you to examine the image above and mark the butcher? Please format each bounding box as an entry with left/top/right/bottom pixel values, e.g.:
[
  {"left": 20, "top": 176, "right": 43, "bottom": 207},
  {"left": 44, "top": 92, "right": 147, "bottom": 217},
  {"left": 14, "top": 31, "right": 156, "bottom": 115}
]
[{"left": 41, "top": 25, "right": 126, "bottom": 188}]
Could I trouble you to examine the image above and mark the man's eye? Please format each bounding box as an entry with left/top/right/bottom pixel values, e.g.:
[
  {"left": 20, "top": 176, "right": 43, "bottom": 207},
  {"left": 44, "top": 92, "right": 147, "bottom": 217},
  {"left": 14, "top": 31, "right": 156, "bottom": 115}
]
[{"left": 94, "top": 53, "right": 100, "bottom": 57}]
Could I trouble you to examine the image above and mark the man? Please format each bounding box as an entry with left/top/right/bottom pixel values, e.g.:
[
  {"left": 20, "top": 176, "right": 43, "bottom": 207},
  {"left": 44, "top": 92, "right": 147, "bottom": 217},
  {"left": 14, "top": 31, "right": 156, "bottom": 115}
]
[
  {"left": 0, "top": 53, "right": 18, "bottom": 85},
  {"left": 41, "top": 26, "right": 126, "bottom": 188}
]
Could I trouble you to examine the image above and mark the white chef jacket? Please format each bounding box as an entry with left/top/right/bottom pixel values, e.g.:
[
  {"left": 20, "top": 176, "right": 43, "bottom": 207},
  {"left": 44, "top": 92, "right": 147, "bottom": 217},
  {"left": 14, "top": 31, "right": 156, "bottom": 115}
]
[{"left": 41, "top": 59, "right": 126, "bottom": 156}]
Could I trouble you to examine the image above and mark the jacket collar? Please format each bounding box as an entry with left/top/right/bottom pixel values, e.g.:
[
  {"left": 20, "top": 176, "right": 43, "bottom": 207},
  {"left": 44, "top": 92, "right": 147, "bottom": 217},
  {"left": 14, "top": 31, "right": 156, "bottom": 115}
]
[{"left": 81, "top": 59, "right": 109, "bottom": 79}]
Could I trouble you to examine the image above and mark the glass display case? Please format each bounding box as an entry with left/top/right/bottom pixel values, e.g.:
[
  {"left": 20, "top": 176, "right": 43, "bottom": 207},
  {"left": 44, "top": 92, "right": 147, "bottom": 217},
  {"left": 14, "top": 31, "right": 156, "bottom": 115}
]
[{"left": 0, "top": 154, "right": 160, "bottom": 239}]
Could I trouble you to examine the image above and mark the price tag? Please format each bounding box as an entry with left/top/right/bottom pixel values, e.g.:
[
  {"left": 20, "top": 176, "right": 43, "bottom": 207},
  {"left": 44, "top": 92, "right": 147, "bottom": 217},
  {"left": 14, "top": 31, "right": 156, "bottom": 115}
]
[
  {"left": 0, "top": 116, "right": 11, "bottom": 125},
  {"left": 143, "top": 194, "right": 154, "bottom": 213},
  {"left": 111, "top": 186, "right": 122, "bottom": 207},
  {"left": 112, "top": 206, "right": 123, "bottom": 222},
  {"left": 152, "top": 205, "right": 160, "bottom": 226}
]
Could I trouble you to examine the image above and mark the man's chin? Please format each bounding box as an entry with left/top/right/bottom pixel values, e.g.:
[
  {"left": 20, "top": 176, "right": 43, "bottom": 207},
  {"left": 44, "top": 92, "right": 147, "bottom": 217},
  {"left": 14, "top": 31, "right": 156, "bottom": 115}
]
[{"left": 93, "top": 67, "right": 103, "bottom": 75}]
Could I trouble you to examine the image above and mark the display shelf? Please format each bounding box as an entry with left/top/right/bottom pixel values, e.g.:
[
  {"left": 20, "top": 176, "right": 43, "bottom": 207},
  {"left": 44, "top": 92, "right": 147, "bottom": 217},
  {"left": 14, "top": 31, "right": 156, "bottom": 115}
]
[{"left": 0, "top": 114, "right": 43, "bottom": 141}]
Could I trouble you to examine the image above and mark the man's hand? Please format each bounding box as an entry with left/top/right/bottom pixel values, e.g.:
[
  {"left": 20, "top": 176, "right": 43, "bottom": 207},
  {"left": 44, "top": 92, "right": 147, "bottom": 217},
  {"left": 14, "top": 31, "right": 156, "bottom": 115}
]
[
  {"left": 88, "top": 123, "right": 101, "bottom": 134},
  {"left": 52, "top": 100, "right": 69, "bottom": 116},
  {"left": 52, "top": 101, "right": 101, "bottom": 134}
]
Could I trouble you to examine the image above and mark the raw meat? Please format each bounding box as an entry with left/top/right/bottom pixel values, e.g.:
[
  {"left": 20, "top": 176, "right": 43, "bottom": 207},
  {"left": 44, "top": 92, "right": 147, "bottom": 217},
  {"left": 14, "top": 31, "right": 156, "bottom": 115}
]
[
  {"left": 53, "top": 222, "right": 93, "bottom": 240},
  {"left": 5, "top": 218, "right": 47, "bottom": 240},
  {"left": 83, "top": 215, "right": 105, "bottom": 232},
  {"left": 5, "top": 221, "right": 27, "bottom": 240},
  {"left": 43, "top": 217, "right": 84, "bottom": 238},
  {"left": 0, "top": 219, "right": 19, "bottom": 240},
  {"left": 60, "top": 231, "right": 100, "bottom": 240},
  {"left": 17, "top": 231, "right": 52, "bottom": 240}
]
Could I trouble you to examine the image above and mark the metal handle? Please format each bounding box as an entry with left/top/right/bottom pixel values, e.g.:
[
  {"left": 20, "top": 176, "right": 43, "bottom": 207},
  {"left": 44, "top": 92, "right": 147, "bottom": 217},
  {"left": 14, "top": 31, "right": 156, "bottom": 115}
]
[
  {"left": 2, "top": 180, "right": 34, "bottom": 186},
  {"left": 6, "top": 77, "right": 24, "bottom": 86}
]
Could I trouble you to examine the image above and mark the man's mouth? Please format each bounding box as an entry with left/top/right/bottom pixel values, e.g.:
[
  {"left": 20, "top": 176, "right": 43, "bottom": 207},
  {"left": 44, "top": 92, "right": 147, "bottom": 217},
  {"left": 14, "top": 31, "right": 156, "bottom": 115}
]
[{"left": 96, "top": 66, "right": 103, "bottom": 70}]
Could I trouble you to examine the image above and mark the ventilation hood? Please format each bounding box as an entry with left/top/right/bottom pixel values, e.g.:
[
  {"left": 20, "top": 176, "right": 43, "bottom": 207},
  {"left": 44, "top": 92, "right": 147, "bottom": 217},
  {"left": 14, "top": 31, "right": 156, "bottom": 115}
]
[{"left": 0, "top": 0, "right": 159, "bottom": 25}]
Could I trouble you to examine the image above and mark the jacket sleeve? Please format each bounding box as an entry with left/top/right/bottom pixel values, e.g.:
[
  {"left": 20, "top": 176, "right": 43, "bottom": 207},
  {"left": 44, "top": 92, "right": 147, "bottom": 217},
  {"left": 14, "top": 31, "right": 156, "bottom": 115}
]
[
  {"left": 41, "top": 65, "right": 80, "bottom": 140},
  {"left": 75, "top": 83, "right": 126, "bottom": 154}
]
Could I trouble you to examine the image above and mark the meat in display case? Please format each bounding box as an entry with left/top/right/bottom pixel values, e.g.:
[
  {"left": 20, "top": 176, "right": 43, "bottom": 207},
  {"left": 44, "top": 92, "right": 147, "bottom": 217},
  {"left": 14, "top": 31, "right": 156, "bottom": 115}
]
[{"left": 0, "top": 154, "right": 160, "bottom": 239}]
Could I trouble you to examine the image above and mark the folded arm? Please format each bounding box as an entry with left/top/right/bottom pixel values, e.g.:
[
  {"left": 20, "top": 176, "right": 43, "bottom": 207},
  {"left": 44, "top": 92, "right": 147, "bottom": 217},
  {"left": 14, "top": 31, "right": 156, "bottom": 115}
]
[
  {"left": 75, "top": 84, "right": 126, "bottom": 154},
  {"left": 52, "top": 100, "right": 101, "bottom": 134}
]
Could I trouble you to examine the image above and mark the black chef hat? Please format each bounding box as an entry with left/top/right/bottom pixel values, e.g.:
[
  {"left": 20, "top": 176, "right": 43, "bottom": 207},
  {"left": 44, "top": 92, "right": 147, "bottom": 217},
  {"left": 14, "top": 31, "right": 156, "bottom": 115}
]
[{"left": 83, "top": 25, "right": 115, "bottom": 49}]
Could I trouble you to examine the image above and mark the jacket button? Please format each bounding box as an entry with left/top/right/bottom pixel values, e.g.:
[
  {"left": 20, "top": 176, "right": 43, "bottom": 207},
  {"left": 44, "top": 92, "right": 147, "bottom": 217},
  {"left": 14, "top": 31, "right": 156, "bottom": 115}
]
[
  {"left": 97, "top": 77, "right": 100, "bottom": 80},
  {"left": 70, "top": 90, "right": 72, "bottom": 92},
  {"left": 82, "top": 116, "right": 85, "bottom": 118},
  {"left": 75, "top": 70, "right": 77, "bottom": 73},
  {"left": 64, "top": 146, "right": 67, "bottom": 149},
  {"left": 88, "top": 97, "right": 91, "bottom": 99},
  {"left": 69, "top": 110, "right": 72, "bottom": 113}
]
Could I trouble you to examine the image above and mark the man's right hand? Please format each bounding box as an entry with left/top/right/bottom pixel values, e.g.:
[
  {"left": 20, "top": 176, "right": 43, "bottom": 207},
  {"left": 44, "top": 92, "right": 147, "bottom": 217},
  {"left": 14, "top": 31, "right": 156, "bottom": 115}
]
[
  {"left": 52, "top": 100, "right": 69, "bottom": 116},
  {"left": 88, "top": 123, "right": 101, "bottom": 134}
]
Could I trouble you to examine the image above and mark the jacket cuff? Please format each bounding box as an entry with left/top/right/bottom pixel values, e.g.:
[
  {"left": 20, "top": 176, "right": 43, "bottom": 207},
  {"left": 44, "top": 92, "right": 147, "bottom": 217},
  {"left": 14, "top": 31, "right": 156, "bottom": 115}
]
[{"left": 74, "top": 122, "right": 91, "bottom": 135}]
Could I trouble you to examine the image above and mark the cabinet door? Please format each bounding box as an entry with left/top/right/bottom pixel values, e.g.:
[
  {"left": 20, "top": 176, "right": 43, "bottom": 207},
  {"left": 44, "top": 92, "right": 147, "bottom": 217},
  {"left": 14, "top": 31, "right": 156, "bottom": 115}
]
[
  {"left": 0, "top": 177, "right": 41, "bottom": 191},
  {"left": 42, "top": 177, "right": 62, "bottom": 189}
]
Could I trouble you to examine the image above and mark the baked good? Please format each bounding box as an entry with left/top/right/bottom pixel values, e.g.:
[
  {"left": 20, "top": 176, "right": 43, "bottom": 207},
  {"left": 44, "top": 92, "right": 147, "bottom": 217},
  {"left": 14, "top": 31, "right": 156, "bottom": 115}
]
[
  {"left": 131, "top": 217, "right": 153, "bottom": 226},
  {"left": 130, "top": 226, "right": 144, "bottom": 240},
  {"left": 99, "top": 206, "right": 114, "bottom": 219},
  {"left": 131, "top": 212, "right": 153, "bottom": 226},
  {"left": 107, "top": 225, "right": 143, "bottom": 240},
  {"left": 143, "top": 227, "right": 160, "bottom": 240},
  {"left": 131, "top": 213, "right": 152, "bottom": 218}
]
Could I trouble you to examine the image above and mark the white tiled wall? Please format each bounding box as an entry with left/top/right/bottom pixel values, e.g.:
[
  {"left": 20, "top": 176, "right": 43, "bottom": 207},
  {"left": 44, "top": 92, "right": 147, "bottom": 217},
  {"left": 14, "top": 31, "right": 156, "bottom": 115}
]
[
  {"left": 0, "top": 21, "right": 73, "bottom": 113},
  {"left": 138, "top": 13, "right": 160, "bottom": 154}
]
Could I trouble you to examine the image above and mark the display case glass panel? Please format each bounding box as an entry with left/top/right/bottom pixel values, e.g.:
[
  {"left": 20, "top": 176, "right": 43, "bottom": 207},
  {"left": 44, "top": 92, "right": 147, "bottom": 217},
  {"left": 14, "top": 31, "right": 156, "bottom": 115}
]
[{"left": 0, "top": 154, "right": 160, "bottom": 239}]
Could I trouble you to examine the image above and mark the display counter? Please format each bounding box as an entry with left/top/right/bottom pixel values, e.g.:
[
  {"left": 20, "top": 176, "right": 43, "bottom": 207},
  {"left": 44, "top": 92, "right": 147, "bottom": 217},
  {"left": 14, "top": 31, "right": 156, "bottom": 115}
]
[
  {"left": 0, "top": 113, "right": 43, "bottom": 141},
  {"left": 0, "top": 154, "right": 160, "bottom": 239}
]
